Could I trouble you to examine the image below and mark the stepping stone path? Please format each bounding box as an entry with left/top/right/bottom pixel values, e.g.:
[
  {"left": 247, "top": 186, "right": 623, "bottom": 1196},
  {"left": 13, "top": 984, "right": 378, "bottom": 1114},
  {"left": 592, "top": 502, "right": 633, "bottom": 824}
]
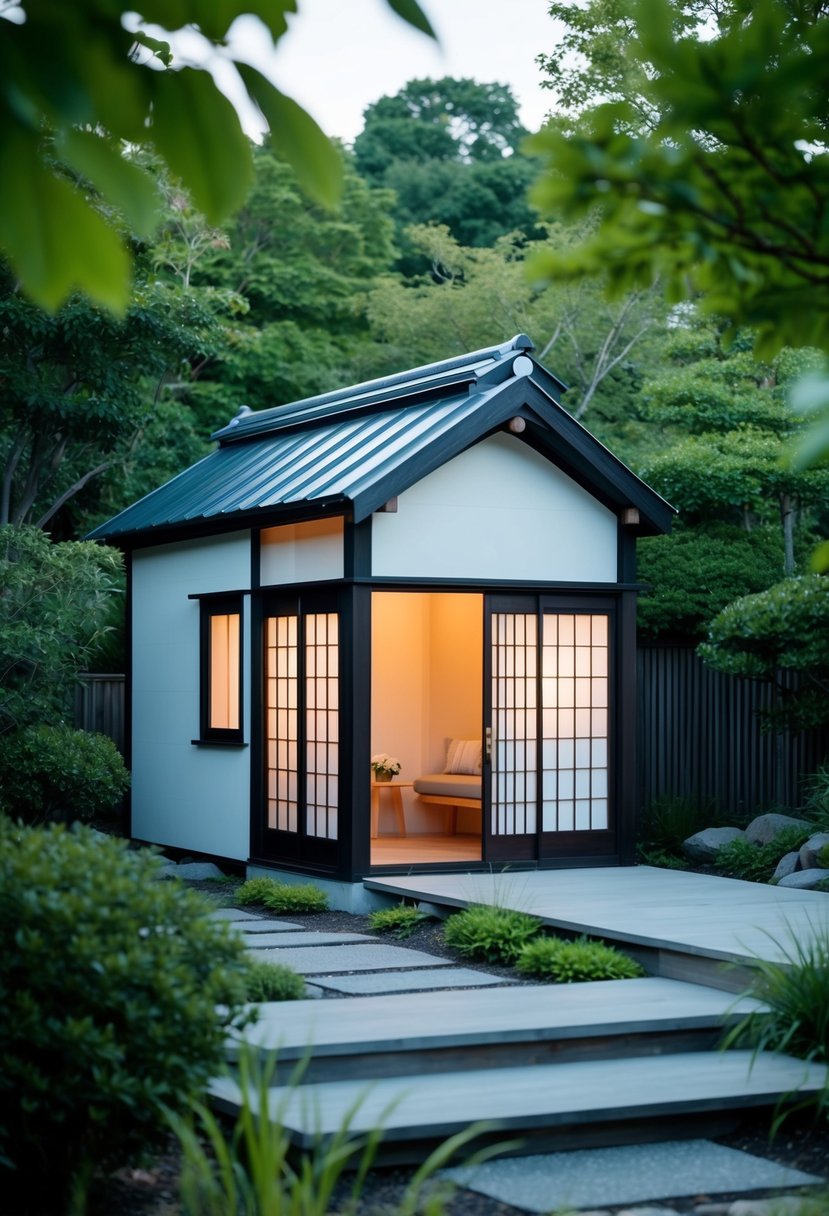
[{"left": 209, "top": 907, "right": 828, "bottom": 1215}]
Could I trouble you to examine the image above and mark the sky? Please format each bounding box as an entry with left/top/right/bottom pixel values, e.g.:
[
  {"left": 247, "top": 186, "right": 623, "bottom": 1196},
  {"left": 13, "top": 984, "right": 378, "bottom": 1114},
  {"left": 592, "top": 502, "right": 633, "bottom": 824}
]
[{"left": 224, "top": 0, "right": 561, "bottom": 145}]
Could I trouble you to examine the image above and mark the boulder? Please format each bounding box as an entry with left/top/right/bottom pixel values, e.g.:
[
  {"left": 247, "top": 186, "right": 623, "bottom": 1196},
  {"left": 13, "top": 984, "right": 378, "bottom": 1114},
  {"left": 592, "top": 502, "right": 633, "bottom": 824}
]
[
  {"left": 743, "top": 812, "right": 811, "bottom": 845},
  {"left": 799, "top": 831, "right": 829, "bottom": 870},
  {"left": 771, "top": 851, "right": 800, "bottom": 881},
  {"left": 776, "top": 868, "right": 829, "bottom": 890},
  {"left": 683, "top": 826, "right": 745, "bottom": 863}
]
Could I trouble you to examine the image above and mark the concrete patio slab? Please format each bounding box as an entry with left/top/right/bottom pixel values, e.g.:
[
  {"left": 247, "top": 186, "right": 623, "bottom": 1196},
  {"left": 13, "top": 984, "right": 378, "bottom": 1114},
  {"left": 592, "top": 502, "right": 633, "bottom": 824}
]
[
  {"left": 444, "top": 1139, "right": 825, "bottom": 1212},
  {"left": 248, "top": 943, "right": 455, "bottom": 975},
  {"left": 209, "top": 908, "right": 266, "bottom": 922},
  {"left": 309, "top": 968, "right": 509, "bottom": 995},
  {"left": 244, "top": 931, "right": 375, "bottom": 949},
  {"left": 228, "top": 919, "right": 304, "bottom": 932}
]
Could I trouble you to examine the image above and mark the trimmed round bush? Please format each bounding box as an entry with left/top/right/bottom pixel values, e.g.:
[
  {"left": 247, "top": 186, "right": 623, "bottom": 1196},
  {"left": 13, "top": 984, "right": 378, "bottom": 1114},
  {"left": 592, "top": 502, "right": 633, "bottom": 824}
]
[
  {"left": 0, "top": 723, "right": 129, "bottom": 824},
  {"left": 0, "top": 819, "right": 252, "bottom": 1214},
  {"left": 516, "top": 935, "right": 645, "bottom": 982},
  {"left": 443, "top": 904, "right": 541, "bottom": 964},
  {"left": 245, "top": 959, "right": 306, "bottom": 1002}
]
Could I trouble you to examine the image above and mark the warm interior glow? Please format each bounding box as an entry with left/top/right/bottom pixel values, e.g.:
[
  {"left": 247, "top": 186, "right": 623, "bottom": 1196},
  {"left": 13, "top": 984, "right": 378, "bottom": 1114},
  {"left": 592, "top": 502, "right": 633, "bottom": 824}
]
[{"left": 209, "top": 613, "right": 239, "bottom": 730}]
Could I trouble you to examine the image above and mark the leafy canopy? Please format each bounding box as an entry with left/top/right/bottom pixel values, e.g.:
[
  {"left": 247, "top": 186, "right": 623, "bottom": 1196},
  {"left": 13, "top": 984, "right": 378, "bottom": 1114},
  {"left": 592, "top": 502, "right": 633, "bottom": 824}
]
[
  {"left": 529, "top": 0, "right": 829, "bottom": 357},
  {"left": 0, "top": 0, "right": 434, "bottom": 313}
]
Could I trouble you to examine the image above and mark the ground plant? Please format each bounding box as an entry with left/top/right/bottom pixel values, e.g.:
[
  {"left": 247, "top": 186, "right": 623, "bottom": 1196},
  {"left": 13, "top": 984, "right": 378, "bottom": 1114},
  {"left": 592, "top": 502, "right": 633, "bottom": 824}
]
[
  {"left": 804, "top": 763, "right": 829, "bottom": 833},
  {"left": 723, "top": 921, "right": 829, "bottom": 1124},
  {"left": 443, "top": 904, "right": 542, "bottom": 964},
  {"left": 244, "top": 960, "right": 306, "bottom": 1003},
  {"left": 236, "top": 876, "right": 329, "bottom": 914},
  {"left": 369, "top": 902, "right": 430, "bottom": 939},
  {"left": 516, "top": 935, "right": 645, "bottom": 983},
  {"left": 715, "top": 826, "right": 812, "bottom": 884},
  {"left": 0, "top": 724, "right": 129, "bottom": 824},
  {"left": 0, "top": 820, "right": 252, "bottom": 1216},
  {"left": 638, "top": 794, "right": 722, "bottom": 858},
  {"left": 171, "top": 1046, "right": 500, "bottom": 1216}
]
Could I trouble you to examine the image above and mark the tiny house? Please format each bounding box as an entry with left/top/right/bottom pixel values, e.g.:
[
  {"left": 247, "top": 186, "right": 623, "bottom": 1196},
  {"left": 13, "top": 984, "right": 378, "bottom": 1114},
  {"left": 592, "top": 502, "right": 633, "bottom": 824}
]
[{"left": 90, "top": 336, "right": 672, "bottom": 893}]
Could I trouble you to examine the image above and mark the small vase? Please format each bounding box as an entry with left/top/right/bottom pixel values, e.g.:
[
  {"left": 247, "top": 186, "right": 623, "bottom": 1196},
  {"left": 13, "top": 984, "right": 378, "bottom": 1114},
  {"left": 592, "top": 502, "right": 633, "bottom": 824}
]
[{"left": 374, "top": 770, "right": 393, "bottom": 782}]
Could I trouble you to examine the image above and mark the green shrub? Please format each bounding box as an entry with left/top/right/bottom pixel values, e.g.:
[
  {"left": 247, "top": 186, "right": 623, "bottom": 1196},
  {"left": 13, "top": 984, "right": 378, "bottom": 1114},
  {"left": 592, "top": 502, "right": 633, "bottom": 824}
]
[
  {"left": 443, "top": 904, "right": 541, "bottom": 964},
  {"left": 245, "top": 960, "right": 306, "bottom": 1002},
  {"left": 369, "top": 903, "right": 429, "bottom": 939},
  {"left": 638, "top": 794, "right": 722, "bottom": 855},
  {"left": 637, "top": 845, "right": 691, "bottom": 871},
  {"left": 0, "top": 724, "right": 129, "bottom": 824},
  {"left": 236, "top": 875, "right": 328, "bottom": 914},
  {"left": 516, "top": 935, "right": 646, "bottom": 983},
  {"left": 803, "top": 763, "right": 829, "bottom": 832},
  {"left": 716, "top": 825, "right": 812, "bottom": 883},
  {"left": 818, "top": 844, "right": 829, "bottom": 869},
  {"left": 0, "top": 820, "right": 252, "bottom": 1215}
]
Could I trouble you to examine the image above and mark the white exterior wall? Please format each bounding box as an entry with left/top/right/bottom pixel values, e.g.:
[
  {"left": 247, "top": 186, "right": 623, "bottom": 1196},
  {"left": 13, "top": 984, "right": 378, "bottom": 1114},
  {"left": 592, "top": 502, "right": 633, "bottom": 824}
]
[
  {"left": 260, "top": 518, "right": 344, "bottom": 585},
  {"left": 371, "top": 432, "right": 618, "bottom": 582},
  {"left": 131, "top": 531, "right": 251, "bottom": 859}
]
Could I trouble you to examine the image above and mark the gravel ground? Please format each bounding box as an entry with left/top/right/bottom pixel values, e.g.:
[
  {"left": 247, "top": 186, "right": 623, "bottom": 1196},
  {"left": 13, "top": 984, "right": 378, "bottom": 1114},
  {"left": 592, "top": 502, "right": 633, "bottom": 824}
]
[{"left": 86, "top": 888, "right": 828, "bottom": 1216}]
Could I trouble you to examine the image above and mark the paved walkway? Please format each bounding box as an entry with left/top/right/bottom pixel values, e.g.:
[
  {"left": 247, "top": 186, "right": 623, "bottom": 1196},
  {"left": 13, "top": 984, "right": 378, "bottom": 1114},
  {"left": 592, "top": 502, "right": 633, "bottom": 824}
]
[
  {"left": 365, "top": 865, "right": 829, "bottom": 969},
  {"left": 212, "top": 902, "right": 827, "bottom": 1216}
]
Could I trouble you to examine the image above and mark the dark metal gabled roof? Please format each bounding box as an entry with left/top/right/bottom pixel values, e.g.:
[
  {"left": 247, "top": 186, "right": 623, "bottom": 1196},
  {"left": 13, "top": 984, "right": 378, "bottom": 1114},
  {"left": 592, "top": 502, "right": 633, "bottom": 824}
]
[{"left": 88, "top": 335, "right": 673, "bottom": 544}]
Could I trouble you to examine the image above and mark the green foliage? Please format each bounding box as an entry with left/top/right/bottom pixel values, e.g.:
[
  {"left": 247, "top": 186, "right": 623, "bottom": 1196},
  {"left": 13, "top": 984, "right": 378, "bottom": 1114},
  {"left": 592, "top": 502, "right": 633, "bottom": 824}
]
[
  {"left": 638, "top": 795, "right": 722, "bottom": 854},
  {"left": 716, "top": 826, "right": 812, "bottom": 884},
  {"left": 528, "top": 0, "right": 829, "bottom": 359},
  {"left": 817, "top": 844, "right": 829, "bottom": 869},
  {"left": 236, "top": 876, "right": 329, "bottom": 914},
  {"left": 0, "top": 0, "right": 436, "bottom": 312},
  {"left": 723, "top": 923, "right": 829, "bottom": 1068},
  {"left": 699, "top": 576, "right": 829, "bottom": 730},
  {"left": 802, "top": 763, "right": 829, "bottom": 832},
  {"left": 443, "top": 904, "right": 542, "bottom": 964},
  {"left": 516, "top": 935, "right": 645, "bottom": 983},
  {"left": 244, "top": 960, "right": 306, "bottom": 1003},
  {"left": 171, "top": 1046, "right": 493, "bottom": 1216},
  {"left": 369, "top": 902, "right": 429, "bottom": 939},
  {"left": 354, "top": 77, "right": 541, "bottom": 253},
  {"left": 0, "top": 820, "right": 252, "bottom": 1215},
  {"left": 636, "top": 846, "right": 691, "bottom": 871},
  {"left": 637, "top": 525, "right": 787, "bottom": 640},
  {"left": 0, "top": 259, "right": 222, "bottom": 529},
  {"left": 0, "top": 724, "right": 128, "bottom": 825},
  {"left": 0, "top": 526, "right": 123, "bottom": 733}
]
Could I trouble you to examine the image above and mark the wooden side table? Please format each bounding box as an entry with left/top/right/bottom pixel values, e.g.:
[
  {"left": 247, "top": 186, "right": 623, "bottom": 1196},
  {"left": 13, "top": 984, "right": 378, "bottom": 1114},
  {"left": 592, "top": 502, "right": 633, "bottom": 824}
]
[{"left": 370, "top": 780, "right": 411, "bottom": 838}]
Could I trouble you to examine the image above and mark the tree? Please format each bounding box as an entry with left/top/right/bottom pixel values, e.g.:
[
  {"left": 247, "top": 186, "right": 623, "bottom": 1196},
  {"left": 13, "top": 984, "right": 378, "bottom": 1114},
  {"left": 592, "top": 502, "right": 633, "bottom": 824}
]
[
  {"left": 0, "top": 259, "right": 221, "bottom": 531},
  {"left": 365, "top": 222, "right": 668, "bottom": 437},
  {"left": 699, "top": 575, "right": 829, "bottom": 730},
  {"left": 354, "top": 78, "right": 543, "bottom": 253},
  {"left": 0, "top": 525, "right": 122, "bottom": 735},
  {"left": 529, "top": 0, "right": 829, "bottom": 357},
  {"left": 0, "top": 0, "right": 434, "bottom": 313}
]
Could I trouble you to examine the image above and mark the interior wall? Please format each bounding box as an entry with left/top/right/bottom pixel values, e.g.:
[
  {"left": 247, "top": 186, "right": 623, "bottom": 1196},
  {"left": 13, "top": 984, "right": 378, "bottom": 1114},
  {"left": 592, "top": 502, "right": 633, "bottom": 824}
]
[{"left": 371, "top": 592, "right": 482, "bottom": 835}]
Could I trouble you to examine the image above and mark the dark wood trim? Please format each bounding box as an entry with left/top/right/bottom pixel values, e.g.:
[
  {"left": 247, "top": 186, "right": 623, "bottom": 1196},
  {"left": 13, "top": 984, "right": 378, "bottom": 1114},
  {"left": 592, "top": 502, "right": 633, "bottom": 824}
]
[
  {"left": 353, "top": 577, "right": 647, "bottom": 592},
  {"left": 196, "top": 594, "right": 244, "bottom": 745},
  {"left": 341, "top": 585, "right": 372, "bottom": 880},
  {"left": 249, "top": 591, "right": 264, "bottom": 860},
  {"left": 188, "top": 589, "right": 251, "bottom": 601},
  {"left": 617, "top": 589, "right": 639, "bottom": 863},
  {"left": 251, "top": 527, "right": 261, "bottom": 591},
  {"left": 617, "top": 527, "right": 637, "bottom": 586},
  {"left": 104, "top": 502, "right": 351, "bottom": 552},
  {"left": 345, "top": 518, "right": 372, "bottom": 580}
]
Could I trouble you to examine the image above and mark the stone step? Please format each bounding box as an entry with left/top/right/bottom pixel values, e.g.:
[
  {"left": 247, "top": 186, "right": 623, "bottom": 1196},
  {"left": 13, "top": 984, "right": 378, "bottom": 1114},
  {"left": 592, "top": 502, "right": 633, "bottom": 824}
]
[
  {"left": 209, "top": 1049, "right": 828, "bottom": 1163},
  {"left": 228, "top": 976, "right": 763, "bottom": 1083}
]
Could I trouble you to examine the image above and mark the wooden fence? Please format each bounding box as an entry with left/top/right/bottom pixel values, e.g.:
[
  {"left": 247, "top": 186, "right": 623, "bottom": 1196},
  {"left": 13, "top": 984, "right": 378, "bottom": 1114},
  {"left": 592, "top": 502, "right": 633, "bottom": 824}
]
[
  {"left": 76, "top": 651, "right": 829, "bottom": 815},
  {"left": 637, "top": 645, "right": 827, "bottom": 815}
]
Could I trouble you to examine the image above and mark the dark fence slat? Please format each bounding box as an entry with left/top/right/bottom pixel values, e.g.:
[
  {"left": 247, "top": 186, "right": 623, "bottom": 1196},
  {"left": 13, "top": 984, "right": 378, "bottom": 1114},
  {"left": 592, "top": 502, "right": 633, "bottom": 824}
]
[
  {"left": 74, "top": 674, "right": 126, "bottom": 756},
  {"left": 637, "top": 645, "right": 828, "bottom": 815}
]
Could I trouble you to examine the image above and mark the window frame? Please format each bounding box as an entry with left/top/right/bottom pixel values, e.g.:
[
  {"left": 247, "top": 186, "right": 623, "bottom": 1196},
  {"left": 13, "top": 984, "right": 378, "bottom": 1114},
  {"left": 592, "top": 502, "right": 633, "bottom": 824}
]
[{"left": 195, "top": 594, "right": 245, "bottom": 746}]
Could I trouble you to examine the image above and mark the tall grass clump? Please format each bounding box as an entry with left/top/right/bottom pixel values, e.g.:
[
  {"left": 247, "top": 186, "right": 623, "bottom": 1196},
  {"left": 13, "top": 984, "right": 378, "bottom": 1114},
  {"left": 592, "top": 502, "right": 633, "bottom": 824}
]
[
  {"left": 803, "top": 762, "right": 829, "bottom": 832},
  {"left": 638, "top": 794, "right": 722, "bottom": 858},
  {"left": 443, "top": 904, "right": 541, "bottom": 964},
  {"left": 171, "top": 1047, "right": 507, "bottom": 1216},
  {"left": 236, "top": 876, "right": 328, "bottom": 914},
  {"left": 369, "top": 902, "right": 430, "bottom": 939}
]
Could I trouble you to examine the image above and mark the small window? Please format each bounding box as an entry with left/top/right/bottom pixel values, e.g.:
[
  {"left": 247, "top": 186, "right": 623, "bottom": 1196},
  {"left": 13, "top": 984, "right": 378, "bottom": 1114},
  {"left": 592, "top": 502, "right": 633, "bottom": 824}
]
[{"left": 198, "top": 597, "right": 244, "bottom": 744}]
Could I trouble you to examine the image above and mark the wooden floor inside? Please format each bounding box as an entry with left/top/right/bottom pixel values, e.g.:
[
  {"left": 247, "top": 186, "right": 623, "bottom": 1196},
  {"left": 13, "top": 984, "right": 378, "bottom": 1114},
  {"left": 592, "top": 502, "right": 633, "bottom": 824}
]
[{"left": 370, "top": 833, "right": 482, "bottom": 866}]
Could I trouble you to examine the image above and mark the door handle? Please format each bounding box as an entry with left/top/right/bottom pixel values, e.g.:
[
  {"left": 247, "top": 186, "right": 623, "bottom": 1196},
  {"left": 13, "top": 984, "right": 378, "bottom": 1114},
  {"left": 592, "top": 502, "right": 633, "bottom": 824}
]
[{"left": 484, "top": 725, "right": 492, "bottom": 764}]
